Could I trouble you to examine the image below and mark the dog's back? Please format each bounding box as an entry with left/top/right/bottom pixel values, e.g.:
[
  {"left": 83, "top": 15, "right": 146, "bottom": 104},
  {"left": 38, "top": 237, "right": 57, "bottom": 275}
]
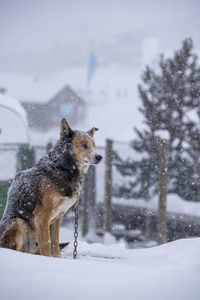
[{"left": 2, "top": 168, "right": 42, "bottom": 224}]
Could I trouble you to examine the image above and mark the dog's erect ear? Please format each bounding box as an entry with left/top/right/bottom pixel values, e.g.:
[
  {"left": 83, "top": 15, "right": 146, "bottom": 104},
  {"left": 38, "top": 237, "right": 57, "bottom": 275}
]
[
  {"left": 88, "top": 127, "right": 99, "bottom": 137},
  {"left": 60, "top": 118, "right": 71, "bottom": 139}
]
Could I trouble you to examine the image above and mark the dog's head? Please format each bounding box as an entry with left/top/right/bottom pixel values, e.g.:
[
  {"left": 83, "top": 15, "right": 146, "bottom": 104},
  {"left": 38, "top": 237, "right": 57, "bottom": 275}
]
[{"left": 59, "top": 118, "right": 102, "bottom": 171}]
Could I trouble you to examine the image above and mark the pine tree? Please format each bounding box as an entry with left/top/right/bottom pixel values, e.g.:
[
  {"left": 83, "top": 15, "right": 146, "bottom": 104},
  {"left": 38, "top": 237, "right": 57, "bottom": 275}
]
[{"left": 114, "top": 38, "right": 200, "bottom": 202}]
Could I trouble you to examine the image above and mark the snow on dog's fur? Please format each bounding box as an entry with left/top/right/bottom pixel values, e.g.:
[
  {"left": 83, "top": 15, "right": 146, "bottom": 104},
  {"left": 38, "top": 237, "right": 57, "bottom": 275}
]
[{"left": 0, "top": 119, "right": 102, "bottom": 256}]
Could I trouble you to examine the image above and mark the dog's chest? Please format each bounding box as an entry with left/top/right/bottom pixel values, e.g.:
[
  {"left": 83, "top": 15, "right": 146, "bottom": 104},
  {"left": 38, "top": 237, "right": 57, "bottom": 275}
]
[
  {"left": 50, "top": 187, "right": 80, "bottom": 222},
  {"left": 50, "top": 196, "right": 75, "bottom": 221}
]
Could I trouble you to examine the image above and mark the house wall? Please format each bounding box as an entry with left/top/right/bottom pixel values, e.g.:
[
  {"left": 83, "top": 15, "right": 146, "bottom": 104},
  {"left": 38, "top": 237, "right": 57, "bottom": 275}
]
[{"left": 21, "top": 86, "right": 86, "bottom": 131}]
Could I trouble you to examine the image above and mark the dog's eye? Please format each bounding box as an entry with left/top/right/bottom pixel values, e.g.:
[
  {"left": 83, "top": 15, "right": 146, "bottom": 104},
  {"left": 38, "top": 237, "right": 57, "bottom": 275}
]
[{"left": 82, "top": 143, "right": 88, "bottom": 149}]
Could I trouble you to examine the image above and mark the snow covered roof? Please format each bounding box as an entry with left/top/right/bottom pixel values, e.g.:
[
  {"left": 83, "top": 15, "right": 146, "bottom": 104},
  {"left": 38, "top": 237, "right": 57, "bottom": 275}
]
[
  {"left": 0, "top": 94, "right": 28, "bottom": 125},
  {"left": 0, "top": 94, "right": 29, "bottom": 143},
  {"left": 0, "top": 70, "right": 87, "bottom": 103}
]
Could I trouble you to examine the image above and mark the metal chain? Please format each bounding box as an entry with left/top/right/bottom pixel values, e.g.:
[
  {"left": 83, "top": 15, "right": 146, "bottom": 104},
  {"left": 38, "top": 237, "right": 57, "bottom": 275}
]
[{"left": 73, "top": 200, "right": 79, "bottom": 259}]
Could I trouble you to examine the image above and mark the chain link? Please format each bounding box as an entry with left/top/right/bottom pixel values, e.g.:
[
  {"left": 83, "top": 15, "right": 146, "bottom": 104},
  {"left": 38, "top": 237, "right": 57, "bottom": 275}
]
[{"left": 73, "top": 200, "right": 79, "bottom": 259}]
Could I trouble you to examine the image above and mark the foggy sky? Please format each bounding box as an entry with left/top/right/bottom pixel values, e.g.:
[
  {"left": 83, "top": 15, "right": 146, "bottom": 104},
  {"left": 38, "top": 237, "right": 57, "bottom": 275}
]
[{"left": 0, "top": 0, "right": 199, "bottom": 74}]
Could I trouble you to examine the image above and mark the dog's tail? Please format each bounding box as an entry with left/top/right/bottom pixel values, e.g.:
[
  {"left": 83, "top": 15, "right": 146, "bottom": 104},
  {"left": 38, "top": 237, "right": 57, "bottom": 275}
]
[{"left": 59, "top": 242, "right": 70, "bottom": 250}]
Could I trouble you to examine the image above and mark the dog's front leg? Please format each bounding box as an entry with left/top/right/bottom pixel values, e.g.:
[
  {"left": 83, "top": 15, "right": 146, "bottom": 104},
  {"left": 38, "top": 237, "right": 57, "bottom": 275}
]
[
  {"left": 35, "top": 216, "right": 51, "bottom": 257},
  {"left": 50, "top": 215, "right": 63, "bottom": 257}
]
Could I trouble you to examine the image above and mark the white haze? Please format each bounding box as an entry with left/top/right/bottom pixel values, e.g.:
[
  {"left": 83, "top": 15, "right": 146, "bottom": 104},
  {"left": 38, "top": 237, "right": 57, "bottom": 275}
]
[
  {"left": 0, "top": 0, "right": 200, "bottom": 144},
  {"left": 0, "top": 0, "right": 199, "bottom": 74}
]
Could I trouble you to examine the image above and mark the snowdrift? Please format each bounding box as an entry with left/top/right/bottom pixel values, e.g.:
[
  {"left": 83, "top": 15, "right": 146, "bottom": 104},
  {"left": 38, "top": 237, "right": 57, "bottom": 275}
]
[{"left": 0, "top": 237, "right": 199, "bottom": 300}]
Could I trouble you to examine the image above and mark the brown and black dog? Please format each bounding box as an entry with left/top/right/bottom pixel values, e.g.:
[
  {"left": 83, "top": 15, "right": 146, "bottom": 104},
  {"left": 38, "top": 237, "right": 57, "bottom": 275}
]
[{"left": 0, "top": 119, "right": 102, "bottom": 256}]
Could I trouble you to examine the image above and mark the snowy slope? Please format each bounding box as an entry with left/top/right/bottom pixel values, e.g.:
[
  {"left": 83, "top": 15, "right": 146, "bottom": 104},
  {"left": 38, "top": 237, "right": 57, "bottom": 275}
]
[{"left": 0, "top": 236, "right": 199, "bottom": 300}]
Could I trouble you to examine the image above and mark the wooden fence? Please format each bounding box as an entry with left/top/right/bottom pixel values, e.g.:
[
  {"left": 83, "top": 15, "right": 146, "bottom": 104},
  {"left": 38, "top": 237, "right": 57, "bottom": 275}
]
[{"left": 0, "top": 140, "right": 199, "bottom": 247}]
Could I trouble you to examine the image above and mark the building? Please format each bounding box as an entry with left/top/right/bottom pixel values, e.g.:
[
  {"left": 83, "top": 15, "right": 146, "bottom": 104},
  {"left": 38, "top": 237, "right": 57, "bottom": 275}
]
[{"left": 21, "top": 85, "right": 86, "bottom": 131}]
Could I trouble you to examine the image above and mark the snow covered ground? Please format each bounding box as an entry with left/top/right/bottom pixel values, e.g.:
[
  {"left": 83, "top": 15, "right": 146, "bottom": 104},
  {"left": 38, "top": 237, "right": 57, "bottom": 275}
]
[
  {"left": 113, "top": 194, "right": 200, "bottom": 218},
  {"left": 0, "top": 230, "right": 199, "bottom": 300}
]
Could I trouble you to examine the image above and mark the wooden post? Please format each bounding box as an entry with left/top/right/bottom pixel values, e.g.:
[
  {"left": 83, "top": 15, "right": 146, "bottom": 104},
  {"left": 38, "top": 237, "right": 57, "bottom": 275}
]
[
  {"left": 103, "top": 139, "right": 113, "bottom": 233},
  {"left": 87, "top": 165, "right": 96, "bottom": 230},
  {"left": 82, "top": 174, "right": 89, "bottom": 237},
  {"left": 81, "top": 166, "right": 96, "bottom": 237},
  {"left": 157, "top": 139, "right": 168, "bottom": 244},
  {"left": 141, "top": 161, "right": 149, "bottom": 200}
]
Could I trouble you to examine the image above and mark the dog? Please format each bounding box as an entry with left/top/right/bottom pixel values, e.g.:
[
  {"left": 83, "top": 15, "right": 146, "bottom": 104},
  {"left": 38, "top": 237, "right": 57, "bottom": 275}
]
[{"left": 0, "top": 119, "right": 102, "bottom": 257}]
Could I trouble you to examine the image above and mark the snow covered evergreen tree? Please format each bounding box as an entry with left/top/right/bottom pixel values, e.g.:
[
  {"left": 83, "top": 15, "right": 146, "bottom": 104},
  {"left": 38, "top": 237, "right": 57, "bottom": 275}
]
[{"left": 114, "top": 38, "right": 200, "bottom": 202}]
